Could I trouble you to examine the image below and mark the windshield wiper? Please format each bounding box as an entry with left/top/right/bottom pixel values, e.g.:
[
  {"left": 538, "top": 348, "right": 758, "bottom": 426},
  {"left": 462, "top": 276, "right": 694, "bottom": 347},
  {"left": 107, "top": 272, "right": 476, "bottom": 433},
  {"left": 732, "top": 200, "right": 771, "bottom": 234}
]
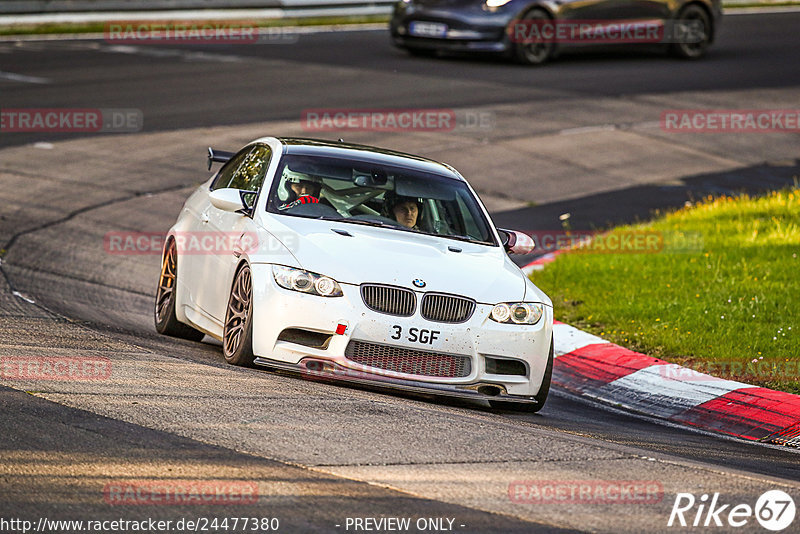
[
  {"left": 320, "top": 216, "right": 399, "bottom": 229},
  {"left": 442, "top": 234, "right": 494, "bottom": 245},
  {"left": 320, "top": 217, "right": 491, "bottom": 243},
  {"left": 445, "top": 234, "right": 479, "bottom": 242}
]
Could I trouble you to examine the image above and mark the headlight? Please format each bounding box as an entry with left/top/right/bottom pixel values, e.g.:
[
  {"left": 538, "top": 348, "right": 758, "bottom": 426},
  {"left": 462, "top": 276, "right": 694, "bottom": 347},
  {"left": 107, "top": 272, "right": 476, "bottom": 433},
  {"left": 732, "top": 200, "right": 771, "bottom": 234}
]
[
  {"left": 485, "top": 0, "right": 512, "bottom": 7},
  {"left": 272, "top": 266, "right": 343, "bottom": 297},
  {"left": 490, "top": 302, "right": 544, "bottom": 325}
]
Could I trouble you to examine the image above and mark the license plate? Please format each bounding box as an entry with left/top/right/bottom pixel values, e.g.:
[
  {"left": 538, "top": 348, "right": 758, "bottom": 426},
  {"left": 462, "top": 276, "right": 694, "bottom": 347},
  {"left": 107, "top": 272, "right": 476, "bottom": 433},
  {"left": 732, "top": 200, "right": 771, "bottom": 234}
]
[
  {"left": 390, "top": 324, "right": 442, "bottom": 347},
  {"left": 409, "top": 21, "right": 448, "bottom": 38}
]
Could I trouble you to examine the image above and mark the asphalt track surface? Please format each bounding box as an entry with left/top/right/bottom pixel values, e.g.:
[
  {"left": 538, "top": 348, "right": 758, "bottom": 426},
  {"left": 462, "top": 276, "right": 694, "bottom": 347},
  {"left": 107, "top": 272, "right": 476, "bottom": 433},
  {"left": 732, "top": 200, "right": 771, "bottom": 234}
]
[{"left": 1, "top": 12, "right": 800, "bottom": 533}]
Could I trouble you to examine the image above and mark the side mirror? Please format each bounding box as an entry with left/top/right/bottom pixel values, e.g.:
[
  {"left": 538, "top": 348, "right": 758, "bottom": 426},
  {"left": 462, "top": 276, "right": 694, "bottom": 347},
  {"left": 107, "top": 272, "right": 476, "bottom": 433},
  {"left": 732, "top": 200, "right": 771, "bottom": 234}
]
[
  {"left": 209, "top": 188, "right": 249, "bottom": 213},
  {"left": 498, "top": 228, "right": 535, "bottom": 255}
]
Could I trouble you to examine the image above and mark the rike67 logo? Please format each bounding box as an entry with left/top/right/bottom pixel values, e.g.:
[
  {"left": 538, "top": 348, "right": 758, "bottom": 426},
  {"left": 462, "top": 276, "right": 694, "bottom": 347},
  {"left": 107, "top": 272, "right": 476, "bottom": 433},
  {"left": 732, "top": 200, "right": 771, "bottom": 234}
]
[{"left": 668, "top": 490, "right": 795, "bottom": 531}]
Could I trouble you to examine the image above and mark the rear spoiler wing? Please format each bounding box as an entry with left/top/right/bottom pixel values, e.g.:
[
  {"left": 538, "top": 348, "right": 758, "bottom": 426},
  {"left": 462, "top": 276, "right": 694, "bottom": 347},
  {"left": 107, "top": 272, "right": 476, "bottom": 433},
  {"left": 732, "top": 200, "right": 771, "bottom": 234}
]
[{"left": 207, "top": 147, "right": 234, "bottom": 171}]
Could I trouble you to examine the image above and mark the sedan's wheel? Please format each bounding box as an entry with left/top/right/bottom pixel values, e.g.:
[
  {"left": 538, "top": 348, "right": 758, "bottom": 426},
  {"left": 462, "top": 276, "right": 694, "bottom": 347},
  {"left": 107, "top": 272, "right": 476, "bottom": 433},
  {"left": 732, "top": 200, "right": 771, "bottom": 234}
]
[
  {"left": 154, "top": 239, "right": 205, "bottom": 341},
  {"left": 490, "top": 337, "right": 553, "bottom": 412},
  {"left": 223, "top": 264, "right": 256, "bottom": 366},
  {"left": 669, "top": 5, "right": 711, "bottom": 59},
  {"left": 512, "top": 9, "right": 556, "bottom": 66}
]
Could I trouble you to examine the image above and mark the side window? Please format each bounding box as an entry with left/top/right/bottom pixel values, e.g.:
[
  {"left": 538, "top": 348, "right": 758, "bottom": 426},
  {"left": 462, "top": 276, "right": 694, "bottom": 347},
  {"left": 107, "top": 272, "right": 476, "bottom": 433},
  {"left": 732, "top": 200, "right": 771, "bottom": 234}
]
[
  {"left": 210, "top": 149, "right": 249, "bottom": 191},
  {"left": 455, "top": 192, "right": 486, "bottom": 241},
  {"left": 229, "top": 145, "right": 272, "bottom": 193}
]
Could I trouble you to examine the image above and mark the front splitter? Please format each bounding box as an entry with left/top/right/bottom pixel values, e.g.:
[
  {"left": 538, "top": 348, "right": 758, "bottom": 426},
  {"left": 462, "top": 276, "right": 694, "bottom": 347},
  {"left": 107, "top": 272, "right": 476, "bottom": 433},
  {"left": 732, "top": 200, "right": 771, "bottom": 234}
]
[{"left": 253, "top": 356, "right": 538, "bottom": 405}]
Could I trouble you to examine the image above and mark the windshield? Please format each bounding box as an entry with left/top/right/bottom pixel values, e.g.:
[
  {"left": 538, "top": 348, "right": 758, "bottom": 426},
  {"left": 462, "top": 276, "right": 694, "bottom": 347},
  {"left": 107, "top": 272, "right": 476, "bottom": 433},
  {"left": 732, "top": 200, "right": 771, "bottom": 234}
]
[{"left": 266, "top": 154, "right": 497, "bottom": 246}]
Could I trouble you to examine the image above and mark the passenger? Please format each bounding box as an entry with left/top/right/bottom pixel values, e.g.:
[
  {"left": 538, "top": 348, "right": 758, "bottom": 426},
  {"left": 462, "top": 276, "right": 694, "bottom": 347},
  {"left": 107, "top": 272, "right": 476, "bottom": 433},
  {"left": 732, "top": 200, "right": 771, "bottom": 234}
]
[{"left": 383, "top": 191, "right": 423, "bottom": 229}]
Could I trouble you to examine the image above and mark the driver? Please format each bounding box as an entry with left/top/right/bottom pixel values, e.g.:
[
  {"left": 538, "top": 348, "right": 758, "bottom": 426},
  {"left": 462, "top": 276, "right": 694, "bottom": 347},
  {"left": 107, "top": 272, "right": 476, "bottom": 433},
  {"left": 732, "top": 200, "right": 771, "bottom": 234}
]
[
  {"left": 383, "top": 191, "right": 423, "bottom": 229},
  {"left": 278, "top": 167, "right": 322, "bottom": 211}
]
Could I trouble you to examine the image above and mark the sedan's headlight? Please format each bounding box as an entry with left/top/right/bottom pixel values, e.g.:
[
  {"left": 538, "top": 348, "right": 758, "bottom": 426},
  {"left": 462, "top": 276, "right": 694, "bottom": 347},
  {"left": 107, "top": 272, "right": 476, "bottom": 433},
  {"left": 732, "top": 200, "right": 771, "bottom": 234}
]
[
  {"left": 490, "top": 302, "right": 544, "bottom": 325},
  {"left": 272, "top": 266, "right": 343, "bottom": 297},
  {"left": 485, "top": 0, "right": 512, "bottom": 7}
]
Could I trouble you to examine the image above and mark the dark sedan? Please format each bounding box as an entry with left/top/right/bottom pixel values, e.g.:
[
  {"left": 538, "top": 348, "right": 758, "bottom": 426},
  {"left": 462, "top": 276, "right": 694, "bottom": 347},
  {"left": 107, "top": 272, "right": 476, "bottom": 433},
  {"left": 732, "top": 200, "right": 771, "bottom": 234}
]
[{"left": 390, "top": 0, "right": 722, "bottom": 64}]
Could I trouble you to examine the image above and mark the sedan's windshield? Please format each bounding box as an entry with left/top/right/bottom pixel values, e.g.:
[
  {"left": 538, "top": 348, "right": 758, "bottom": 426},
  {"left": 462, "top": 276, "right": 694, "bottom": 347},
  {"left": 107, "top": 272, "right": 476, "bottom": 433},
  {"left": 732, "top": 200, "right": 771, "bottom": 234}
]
[{"left": 266, "top": 154, "right": 497, "bottom": 246}]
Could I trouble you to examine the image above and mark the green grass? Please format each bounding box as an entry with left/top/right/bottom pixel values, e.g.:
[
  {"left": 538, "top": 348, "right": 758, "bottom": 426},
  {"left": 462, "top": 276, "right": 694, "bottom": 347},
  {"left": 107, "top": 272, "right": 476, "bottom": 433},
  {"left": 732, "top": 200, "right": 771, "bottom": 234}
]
[
  {"left": 0, "top": 15, "right": 390, "bottom": 37},
  {"left": 724, "top": 1, "right": 800, "bottom": 6},
  {"left": 532, "top": 187, "right": 800, "bottom": 394}
]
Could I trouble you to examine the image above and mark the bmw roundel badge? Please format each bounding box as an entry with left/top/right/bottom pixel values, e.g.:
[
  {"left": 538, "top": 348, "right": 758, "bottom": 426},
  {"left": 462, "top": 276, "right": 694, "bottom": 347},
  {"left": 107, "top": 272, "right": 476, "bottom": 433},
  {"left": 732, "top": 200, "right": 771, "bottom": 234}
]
[{"left": 412, "top": 279, "right": 426, "bottom": 288}]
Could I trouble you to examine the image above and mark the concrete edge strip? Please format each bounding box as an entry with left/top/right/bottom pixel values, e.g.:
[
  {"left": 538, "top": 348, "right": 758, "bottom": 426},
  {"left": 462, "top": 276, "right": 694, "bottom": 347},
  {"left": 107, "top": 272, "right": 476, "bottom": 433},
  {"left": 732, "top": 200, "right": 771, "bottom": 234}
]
[
  {"left": 0, "top": 6, "right": 393, "bottom": 25},
  {"left": 0, "top": 23, "right": 388, "bottom": 42},
  {"left": 524, "top": 254, "right": 800, "bottom": 446}
]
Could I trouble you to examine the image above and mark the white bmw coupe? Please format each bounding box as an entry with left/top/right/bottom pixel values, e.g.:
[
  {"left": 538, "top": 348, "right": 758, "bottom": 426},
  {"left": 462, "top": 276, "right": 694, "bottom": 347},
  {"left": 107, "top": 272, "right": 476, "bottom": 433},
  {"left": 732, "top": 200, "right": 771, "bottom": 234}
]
[{"left": 155, "top": 137, "right": 554, "bottom": 411}]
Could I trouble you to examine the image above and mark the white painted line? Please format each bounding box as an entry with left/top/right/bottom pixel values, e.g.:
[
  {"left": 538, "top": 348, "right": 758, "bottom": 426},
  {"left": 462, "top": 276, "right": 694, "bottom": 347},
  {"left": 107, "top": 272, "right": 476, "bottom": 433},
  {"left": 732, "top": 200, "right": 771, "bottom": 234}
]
[
  {"left": 0, "top": 70, "right": 51, "bottom": 84},
  {"left": 631, "top": 120, "right": 662, "bottom": 130},
  {"left": 553, "top": 322, "right": 609, "bottom": 357},
  {"left": 12, "top": 291, "right": 35, "bottom": 304},
  {"left": 99, "top": 44, "right": 244, "bottom": 63},
  {"left": 102, "top": 44, "right": 137, "bottom": 54},
  {"left": 597, "top": 364, "right": 754, "bottom": 417},
  {"left": 559, "top": 124, "right": 616, "bottom": 136}
]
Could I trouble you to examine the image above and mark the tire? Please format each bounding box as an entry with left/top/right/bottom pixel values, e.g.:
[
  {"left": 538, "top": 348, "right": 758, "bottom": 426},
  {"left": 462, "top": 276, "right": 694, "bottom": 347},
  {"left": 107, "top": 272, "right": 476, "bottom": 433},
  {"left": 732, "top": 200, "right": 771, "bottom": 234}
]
[
  {"left": 222, "top": 264, "right": 256, "bottom": 367},
  {"left": 490, "top": 337, "right": 553, "bottom": 413},
  {"left": 511, "top": 9, "right": 556, "bottom": 66},
  {"left": 154, "top": 239, "right": 205, "bottom": 341},
  {"left": 669, "top": 5, "right": 712, "bottom": 59}
]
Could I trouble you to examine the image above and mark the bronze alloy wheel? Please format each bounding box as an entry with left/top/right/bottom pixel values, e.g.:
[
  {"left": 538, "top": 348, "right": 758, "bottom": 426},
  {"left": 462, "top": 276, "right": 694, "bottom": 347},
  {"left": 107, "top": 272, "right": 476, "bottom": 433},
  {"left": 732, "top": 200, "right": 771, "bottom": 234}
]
[
  {"left": 154, "top": 239, "right": 205, "bottom": 341},
  {"left": 223, "top": 264, "right": 256, "bottom": 366}
]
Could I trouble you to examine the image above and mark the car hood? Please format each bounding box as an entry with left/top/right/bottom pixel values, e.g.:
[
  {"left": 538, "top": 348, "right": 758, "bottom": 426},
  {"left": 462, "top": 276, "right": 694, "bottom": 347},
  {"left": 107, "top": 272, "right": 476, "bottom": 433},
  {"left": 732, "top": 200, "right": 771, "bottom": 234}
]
[{"left": 263, "top": 216, "right": 528, "bottom": 303}]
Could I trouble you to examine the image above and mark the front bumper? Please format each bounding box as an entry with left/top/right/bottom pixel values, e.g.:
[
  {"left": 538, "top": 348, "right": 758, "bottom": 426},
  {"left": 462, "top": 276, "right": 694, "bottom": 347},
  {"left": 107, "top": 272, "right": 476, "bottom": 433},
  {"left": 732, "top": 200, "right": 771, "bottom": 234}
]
[
  {"left": 391, "top": 34, "right": 508, "bottom": 53},
  {"left": 390, "top": 3, "right": 514, "bottom": 53},
  {"left": 249, "top": 263, "right": 553, "bottom": 401}
]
